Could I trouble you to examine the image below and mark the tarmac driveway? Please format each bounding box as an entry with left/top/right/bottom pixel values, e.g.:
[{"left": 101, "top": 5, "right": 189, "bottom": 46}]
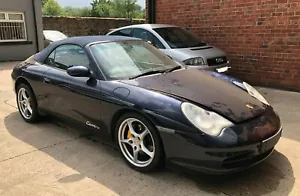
[{"left": 0, "top": 62, "right": 299, "bottom": 196}]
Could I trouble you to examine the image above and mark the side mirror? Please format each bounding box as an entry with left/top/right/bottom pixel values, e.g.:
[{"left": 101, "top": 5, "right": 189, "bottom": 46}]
[{"left": 67, "top": 66, "right": 90, "bottom": 77}]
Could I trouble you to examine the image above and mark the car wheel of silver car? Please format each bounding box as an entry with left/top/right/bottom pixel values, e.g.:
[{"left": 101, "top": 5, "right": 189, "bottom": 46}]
[
  {"left": 16, "top": 83, "right": 39, "bottom": 123},
  {"left": 115, "top": 113, "right": 163, "bottom": 172}
]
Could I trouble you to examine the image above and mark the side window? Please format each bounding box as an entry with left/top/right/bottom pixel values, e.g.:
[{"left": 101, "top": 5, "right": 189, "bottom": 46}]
[
  {"left": 45, "top": 50, "right": 56, "bottom": 66},
  {"left": 132, "top": 28, "right": 165, "bottom": 49},
  {"left": 110, "top": 28, "right": 132, "bottom": 37},
  {"left": 45, "top": 45, "right": 90, "bottom": 71}
]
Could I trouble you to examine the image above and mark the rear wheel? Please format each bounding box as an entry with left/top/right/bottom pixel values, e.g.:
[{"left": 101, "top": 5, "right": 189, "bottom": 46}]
[
  {"left": 16, "top": 84, "right": 39, "bottom": 123},
  {"left": 115, "top": 113, "right": 163, "bottom": 172}
]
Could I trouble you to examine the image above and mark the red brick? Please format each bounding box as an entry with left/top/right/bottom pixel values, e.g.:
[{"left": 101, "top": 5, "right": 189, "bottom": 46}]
[
  {"left": 150, "top": 0, "right": 300, "bottom": 90},
  {"left": 277, "top": 0, "right": 288, "bottom": 3},
  {"left": 272, "top": 12, "right": 283, "bottom": 16}
]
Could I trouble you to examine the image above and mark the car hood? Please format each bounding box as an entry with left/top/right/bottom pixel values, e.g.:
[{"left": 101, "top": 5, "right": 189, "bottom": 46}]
[
  {"left": 163, "top": 46, "right": 226, "bottom": 62},
  {"left": 120, "top": 69, "right": 267, "bottom": 123}
]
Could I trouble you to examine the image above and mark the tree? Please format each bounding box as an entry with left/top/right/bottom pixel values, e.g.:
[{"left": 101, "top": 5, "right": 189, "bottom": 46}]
[
  {"left": 138, "top": 8, "right": 146, "bottom": 18},
  {"left": 42, "top": 0, "right": 48, "bottom": 6},
  {"left": 111, "top": 0, "right": 144, "bottom": 18},
  {"left": 124, "top": 0, "right": 137, "bottom": 18},
  {"left": 64, "top": 6, "right": 91, "bottom": 17},
  {"left": 42, "top": 0, "right": 65, "bottom": 16},
  {"left": 129, "top": 3, "right": 144, "bottom": 18},
  {"left": 77, "top": 7, "right": 91, "bottom": 17},
  {"left": 90, "top": 0, "right": 99, "bottom": 16},
  {"left": 42, "top": 0, "right": 144, "bottom": 18},
  {"left": 90, "top": 0, "right": 112, "bottom": 17},
  {"left": 94, "top": 2, "right": 114, "bottom": 17}
]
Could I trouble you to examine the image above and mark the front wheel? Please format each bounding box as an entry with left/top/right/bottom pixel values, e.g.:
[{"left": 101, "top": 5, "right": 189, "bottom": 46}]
[{"left": 115, "top": 113, "right": 163, "bottom": 172}]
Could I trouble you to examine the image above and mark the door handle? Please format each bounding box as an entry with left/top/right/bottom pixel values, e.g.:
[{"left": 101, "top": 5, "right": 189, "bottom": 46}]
[{"left": 43, "top": 77, "right": 51, "bottom": 83}]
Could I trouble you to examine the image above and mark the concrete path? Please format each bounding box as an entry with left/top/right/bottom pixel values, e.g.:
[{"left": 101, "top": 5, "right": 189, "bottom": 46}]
[{"left": 0, "top": 62, "right": 299, "bottom": 196}]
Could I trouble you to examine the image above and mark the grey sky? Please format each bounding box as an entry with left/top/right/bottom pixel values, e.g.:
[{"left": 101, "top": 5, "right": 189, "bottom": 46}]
[{"left": 56, "top": 0, "right": 145, "bottom": 8}]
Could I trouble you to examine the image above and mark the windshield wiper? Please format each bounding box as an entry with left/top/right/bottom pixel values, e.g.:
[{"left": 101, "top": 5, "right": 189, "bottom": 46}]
[
  {"left": 164, "top": 65, "right": 182, "bottom": 74},
  {"left": 129, "top": 70, "right": 164, "bottom": 79}
]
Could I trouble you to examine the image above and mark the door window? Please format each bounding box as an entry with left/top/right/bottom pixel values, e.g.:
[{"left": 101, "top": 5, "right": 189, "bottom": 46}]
[
  {"left": 132, "top": 28, "right": 165, "bottom": 49},
  {"left": 45, "top": 44, "right": 90, "bottom": 70},
  {"left": 110, "top": 28, "right": 132, "bottom": 36}
]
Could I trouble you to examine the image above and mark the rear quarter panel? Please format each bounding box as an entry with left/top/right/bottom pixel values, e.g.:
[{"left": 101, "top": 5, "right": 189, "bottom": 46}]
[{"left": 13, "top": 60, "right": 50, "bottom": 111}]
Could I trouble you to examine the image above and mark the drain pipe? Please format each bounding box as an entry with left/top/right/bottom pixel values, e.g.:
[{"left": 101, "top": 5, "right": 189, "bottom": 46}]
[
  {"left": 148, "top": 0, "right": 156, "bottom": 24},
  {"left": 31, "top": 0, "right": 40, "bottom": 52}
]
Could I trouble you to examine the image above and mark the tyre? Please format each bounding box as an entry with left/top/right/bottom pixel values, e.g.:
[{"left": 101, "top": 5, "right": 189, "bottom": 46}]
[
  {"left": 115, "top": 112, "right": 163, "bottom": 172},
  {"left": 16, "top": 83, "right": 40, "bottom": 123}
]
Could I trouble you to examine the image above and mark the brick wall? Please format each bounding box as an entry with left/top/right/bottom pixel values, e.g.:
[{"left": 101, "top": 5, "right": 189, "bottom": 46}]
[
  {"left": 43, "top": 16, "right": 145, "bottom": 36},
  {"left": 152, "top": 0, "right": 300, "bottom": 91}
]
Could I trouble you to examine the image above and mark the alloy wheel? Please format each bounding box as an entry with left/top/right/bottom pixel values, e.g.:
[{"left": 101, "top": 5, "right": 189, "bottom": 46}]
[
  {"left": 118, "top": 118, "right": 155, "bottom": 168},
  {"left": 17, "top": 87, "right": 33, "bottom": 120}
]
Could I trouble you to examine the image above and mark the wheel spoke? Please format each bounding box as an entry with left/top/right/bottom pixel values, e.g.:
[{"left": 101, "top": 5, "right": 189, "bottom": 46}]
[
  {"left": 20, "top": 100, "right": 26, "bottom": 108},
  {"left": 127, "top": 120, "right": 138, "bottom": 137},
  {"left": 133, "top": 149, "right": 139, "bottom": 163},
  {"left": 27, "top": 104, "right": 33, "bottom": 114},
  {"left": 20, "top": 104, "right": 25, "bottom": 112},
  {"left": 141, "top": 144, "right": 154, "bottom": 158},
  {"left": 139, "top": 129, "right": 150, "bottom": 140},
  {"left": 21, "top": 90, "right": 28, "bottom": 100},
  {"left": 120, "top": 138, "right": 133, "bottom": 146}
]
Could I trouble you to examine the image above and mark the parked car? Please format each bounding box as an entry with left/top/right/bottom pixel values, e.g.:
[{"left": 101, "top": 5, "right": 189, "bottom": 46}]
[
  {"left": 43, "top": 30, "right": 68, "bottom": 48},
  {"left": 11, "top": 36, "right": 282, "bottom": 174},
  {"left": 107, "top": 24, "right": 230, "bottom": 73}
]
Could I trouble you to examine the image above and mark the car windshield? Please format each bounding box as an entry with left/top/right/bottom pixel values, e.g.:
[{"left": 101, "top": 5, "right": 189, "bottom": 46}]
[
  {"left": 90, "top": 40, "right": 179, "bottom": 80},
  {"left": 44, "top": 30, "right": 67, "bottom": 41},
  {"left": 154, "top": 27, "right": 207, "bottom": 49}
]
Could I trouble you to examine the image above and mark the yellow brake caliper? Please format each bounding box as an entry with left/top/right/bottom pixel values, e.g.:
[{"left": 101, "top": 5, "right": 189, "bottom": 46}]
[{"left": 127, "top": 129, "right": 131, "bottom": 139}]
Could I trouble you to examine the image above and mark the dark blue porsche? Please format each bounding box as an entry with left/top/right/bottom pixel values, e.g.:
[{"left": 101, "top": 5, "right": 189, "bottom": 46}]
[{"left": 11, "top": 36, "right": 282, "bottom": 174}]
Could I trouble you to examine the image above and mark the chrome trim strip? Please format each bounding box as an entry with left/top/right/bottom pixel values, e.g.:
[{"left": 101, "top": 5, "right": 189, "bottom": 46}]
[{"left": 262, "top": 126, "right": 283, "bottom": 143}]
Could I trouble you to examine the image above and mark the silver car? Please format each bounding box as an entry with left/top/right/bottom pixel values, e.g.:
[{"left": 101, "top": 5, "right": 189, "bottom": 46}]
[
  {"left": 107, "top": 24, "right": 230, "bottom": 73},
  {"left": 43, "top": 30, "right": 68, "bottom": 48}
]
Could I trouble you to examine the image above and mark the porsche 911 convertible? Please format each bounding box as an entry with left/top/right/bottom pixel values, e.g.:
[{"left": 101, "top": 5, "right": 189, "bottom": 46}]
[{"left": 11, "top": 36, "right": 282, "bottom": 174}]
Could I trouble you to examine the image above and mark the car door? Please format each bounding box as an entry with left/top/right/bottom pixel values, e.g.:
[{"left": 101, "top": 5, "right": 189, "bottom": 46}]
[{"left": 43, "top": 44, "right": 104, "bottom": 131}]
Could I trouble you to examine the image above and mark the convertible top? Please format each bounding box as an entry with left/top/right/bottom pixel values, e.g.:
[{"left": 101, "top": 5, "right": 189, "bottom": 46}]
[
  {"left": 52, "top": 35, "right": 140, "bottom": 47},
  {"left": 34, "top": 35, "right": 140, "bottom": 63}
]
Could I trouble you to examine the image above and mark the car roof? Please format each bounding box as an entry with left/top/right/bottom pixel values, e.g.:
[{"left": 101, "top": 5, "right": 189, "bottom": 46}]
[
  {"left": 52, "top": 35, "right": 140, "bottom": 47},
  {"left": 35, "top": 35, "right": 140, "bottom": 63},
  {"left": 114, "top": 24, "right": 180, "bottom": 31}
]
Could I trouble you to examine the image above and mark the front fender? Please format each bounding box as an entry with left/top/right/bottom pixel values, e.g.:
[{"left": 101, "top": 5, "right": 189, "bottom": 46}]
[{"left": 203, "top": 70, "right": 247, "bottom": 91}]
